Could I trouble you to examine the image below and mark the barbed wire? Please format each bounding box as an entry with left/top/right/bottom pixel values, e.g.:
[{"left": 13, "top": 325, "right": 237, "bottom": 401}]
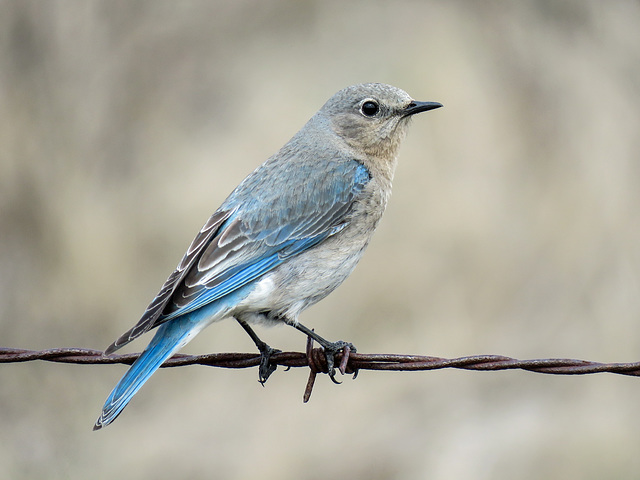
[
  {"left": 4, "top": 346, "right": 640, "bottom": 374},
  {"left": 3, "top": 344, "right": 640, "bottom": 401}
]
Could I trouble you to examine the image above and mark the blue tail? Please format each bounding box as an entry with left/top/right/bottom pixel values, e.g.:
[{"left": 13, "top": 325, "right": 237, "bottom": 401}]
[{"left": 93, "top": 314, "right": 205, "bottom": 430}]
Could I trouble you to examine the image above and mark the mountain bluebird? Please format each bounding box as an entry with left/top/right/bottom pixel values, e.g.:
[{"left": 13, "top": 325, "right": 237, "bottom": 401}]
[{"left": 94, "top": 83, "right": 441, "bottom": 430}]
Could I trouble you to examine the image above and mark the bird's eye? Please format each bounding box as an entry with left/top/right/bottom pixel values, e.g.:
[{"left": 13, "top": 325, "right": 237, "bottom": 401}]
[{"left": 360, "top": 100, "right": 380, "bottom": 117}]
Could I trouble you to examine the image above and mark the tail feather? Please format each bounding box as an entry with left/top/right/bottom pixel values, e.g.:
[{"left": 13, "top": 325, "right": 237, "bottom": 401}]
[
  {"left": 93, "top": 318, "right": 201, "bottom": 430},
  {"left": 93, "top": 288, "right": 245, "bottom": 430}
]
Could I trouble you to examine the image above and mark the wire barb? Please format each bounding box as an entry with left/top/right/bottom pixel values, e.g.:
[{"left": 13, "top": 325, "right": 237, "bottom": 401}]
[{"left": 303, "top": 335, "right": 318, "bottom": 403}]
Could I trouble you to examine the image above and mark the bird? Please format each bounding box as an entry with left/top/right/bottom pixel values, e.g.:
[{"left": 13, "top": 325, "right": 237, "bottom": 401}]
[{"left": 93, "top": 83, "right": 442, "bottom": 430}]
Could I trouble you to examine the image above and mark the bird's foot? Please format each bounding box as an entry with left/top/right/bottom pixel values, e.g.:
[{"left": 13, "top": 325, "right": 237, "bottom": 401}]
[
  {"left": 321, "top": 340, "right": 357, "bottom": 384},
  {"left": 257, "top": 342, "right": 281, "bottom": 385},
  {"left": 302, "top": 332, "right": 358, "bottom": 402}
]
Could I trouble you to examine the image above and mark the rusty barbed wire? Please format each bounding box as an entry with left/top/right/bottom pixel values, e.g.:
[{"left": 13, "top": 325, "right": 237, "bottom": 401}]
[
  {"left": 3, "top": 346, "right": 640, "bottom": 374},
  {"left": 3, "top": 345, "right": 640, "bottom": 401}
]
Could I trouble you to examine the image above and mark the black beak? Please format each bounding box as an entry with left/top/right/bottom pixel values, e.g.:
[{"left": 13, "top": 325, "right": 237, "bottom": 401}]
[{"left": 403, "top": 100, "right": 443, "bottom": 116}]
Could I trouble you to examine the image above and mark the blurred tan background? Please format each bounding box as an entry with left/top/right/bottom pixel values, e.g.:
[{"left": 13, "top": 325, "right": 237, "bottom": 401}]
[{"left": 2, "top": 1, "right": 640, "bottom": 478}]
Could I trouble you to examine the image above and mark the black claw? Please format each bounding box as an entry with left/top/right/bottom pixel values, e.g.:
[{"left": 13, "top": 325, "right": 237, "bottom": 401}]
[
  {"left": 321, "top": 340, "right": 356, "bottom": 383},
  {"left": 257, "top": 344, "right": 281, "bottom": 385},
  {"left": 234, "top": 318, "right": 282, "bottom": 385}
]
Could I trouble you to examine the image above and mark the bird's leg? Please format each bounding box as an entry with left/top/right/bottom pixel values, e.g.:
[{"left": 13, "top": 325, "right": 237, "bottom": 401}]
[
  {"left": 235, "top": 318, "right": 281, "bottom": 385},
  {"left": 283, "top": 318, "right": 356, "bottom": 384}
]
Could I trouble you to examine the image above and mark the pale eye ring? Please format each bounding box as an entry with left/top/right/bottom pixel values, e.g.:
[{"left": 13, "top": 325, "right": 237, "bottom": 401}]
[{"left": 360, "top": 100, "right": 380, "bottom": 117}]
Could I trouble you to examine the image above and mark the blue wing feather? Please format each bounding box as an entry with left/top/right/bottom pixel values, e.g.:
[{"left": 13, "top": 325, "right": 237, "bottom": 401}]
[
  {"left": 160, "top": 157, "right": 369, "bottom": 320},
  {"left": 108, "top": 156, "right": 370, "bottom": 348}
]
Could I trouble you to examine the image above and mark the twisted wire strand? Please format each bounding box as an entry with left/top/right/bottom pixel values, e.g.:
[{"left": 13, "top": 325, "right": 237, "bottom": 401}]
[{"left": 2, "top": 347, "right": 640, "bottom": 376}]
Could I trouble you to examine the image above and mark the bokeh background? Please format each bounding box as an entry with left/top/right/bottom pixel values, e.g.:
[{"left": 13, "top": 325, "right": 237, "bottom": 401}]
[{"left": 2, "top": 1, "right": 640, "bottom": 478}]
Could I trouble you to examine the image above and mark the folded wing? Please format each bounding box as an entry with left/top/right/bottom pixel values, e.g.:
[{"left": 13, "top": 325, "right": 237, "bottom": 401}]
[{"left": 106, "top": 158, "right": 370, "bottom": 353}]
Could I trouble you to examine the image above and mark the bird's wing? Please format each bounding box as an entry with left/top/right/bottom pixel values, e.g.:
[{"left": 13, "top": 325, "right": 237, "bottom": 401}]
[
  {"left": 105, "top": 158, "right": 370, "bottom": 353},
  {"left": 104, "top": 210, "right": 234, "bottom": 354}
]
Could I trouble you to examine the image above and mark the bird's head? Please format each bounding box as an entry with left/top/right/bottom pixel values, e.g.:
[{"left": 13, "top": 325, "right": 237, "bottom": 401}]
[{"left": 319, "top": 83, "right": 442, "bottom": 160}]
